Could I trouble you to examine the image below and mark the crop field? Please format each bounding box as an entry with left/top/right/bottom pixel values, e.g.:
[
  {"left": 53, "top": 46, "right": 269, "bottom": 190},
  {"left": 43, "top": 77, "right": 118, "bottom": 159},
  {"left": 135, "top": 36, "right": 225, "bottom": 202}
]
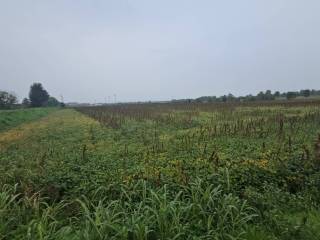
[{"left": 1, "top": 101, "right": 320, "bottom": 239}]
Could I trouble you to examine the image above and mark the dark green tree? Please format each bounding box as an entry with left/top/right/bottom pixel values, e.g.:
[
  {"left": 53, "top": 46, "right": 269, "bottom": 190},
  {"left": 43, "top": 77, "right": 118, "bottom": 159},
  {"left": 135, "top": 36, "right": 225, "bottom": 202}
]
[
  {"left": 265, "top": 90, "right": 274, "bottom": 100},
  {"left": 221, "top": 95, "right": 227, "bottom": 102},
  {"left": 47, "top": 96, "right": 60, "bottom": 107},
  {"left": 274, "top": 91, "right": 280, "bottom": 98},
  {"left": 256, "top": 91, "right": 265, "bottom": 100},
  {"left": 29, "top": 83, "right": 49, "bottom": 107},
  {"left": 300, "top": 89, "right": 311, "bottom": 98},
  {"left": 227, "top": 93, "right": 236, "bottom": 102},
  {"left": 22, "top": 98, "right": 30, "bottom": 107},
  {"left": 286, "top": 91, "right": 297, "bottom": 100}
]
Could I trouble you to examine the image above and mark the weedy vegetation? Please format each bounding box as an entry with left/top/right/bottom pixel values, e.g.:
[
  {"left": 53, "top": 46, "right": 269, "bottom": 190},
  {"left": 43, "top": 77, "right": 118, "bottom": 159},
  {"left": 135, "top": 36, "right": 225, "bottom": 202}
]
[{"left": 1, "top": 100, "right": 320, "bottom": 239}]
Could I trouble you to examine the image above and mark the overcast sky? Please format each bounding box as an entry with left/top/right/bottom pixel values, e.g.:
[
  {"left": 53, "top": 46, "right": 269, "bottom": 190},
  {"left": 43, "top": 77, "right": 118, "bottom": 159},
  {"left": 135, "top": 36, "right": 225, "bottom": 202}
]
[{"left": 1, "top": 1, "right": 320, "bottom": 103}]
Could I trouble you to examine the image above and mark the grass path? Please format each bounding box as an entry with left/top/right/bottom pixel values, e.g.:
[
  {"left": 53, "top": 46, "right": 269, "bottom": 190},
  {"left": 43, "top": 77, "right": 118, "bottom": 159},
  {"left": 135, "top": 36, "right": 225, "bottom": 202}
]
[
  {"left": 0, "top": 109, "right": 98, "bottom": 149},
  {"left": 0, "top": 109, "right": 107, "bottom": 195},
  {"left": 0, "top": 107, "right": 57, "bottom": 133},
  {"left": 0, "top": 108, "right": 143, "bottom": 199}
]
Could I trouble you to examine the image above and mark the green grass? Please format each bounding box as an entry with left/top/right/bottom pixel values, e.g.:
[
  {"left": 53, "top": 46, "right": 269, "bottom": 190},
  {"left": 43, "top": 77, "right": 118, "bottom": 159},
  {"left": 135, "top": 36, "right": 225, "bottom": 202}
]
[{"left": 0, "top": 107, "right": 57, "bottom": 132}]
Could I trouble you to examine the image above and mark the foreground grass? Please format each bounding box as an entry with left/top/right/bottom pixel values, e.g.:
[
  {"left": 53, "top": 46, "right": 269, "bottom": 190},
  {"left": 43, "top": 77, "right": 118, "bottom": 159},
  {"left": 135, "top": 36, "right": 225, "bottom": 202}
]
[
  {"left": 0, "top": 107, "right": 57, "bottom": 132},
  {"left": 0, "top": 106, "right": 320, "bottom": 239}
]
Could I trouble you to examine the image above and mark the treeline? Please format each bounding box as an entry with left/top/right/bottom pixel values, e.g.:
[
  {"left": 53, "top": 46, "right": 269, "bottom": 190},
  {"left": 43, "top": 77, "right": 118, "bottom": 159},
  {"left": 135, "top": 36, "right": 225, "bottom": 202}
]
[
  {"left": 173, "top": 89, "right": 320, "bottom": 103},
  {"left": 0, "top": 83, "right": 64, "bottom": 110}
]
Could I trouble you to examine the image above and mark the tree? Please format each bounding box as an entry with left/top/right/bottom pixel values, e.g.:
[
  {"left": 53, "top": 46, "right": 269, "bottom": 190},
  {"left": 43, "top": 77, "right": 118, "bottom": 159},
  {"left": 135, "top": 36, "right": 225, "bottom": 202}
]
[
  {"left": 29, "top": 83, "right": 49, "bottom": 107},
  {"left": 244, "top": 94, "right": 255, "bottom": 101},
  {"left": 300, "top": 89, "right": 311, "bottom": 98},
  {"left": 257, "top": 91, "right": 265, "bottom": 101},
  {"left": 22, "top": 98, "right": 30, "bottom": 107},
  {"left": 47, "top": 96, "right": 60, "bottom": 107},
  {"left": 265, "top": 90, "right": 272, "bottom": 95},
  {"left": 227, "top": 93, "right": 236, "bottom": 102},
  {"left": 264, "top": 90, "right": 274, "bottom": 100},
  {"left": 286, "top": 91, "right": 297, "bottom": 100},
  {"left": 0, "top": 91, "right": 17, "bottom": 109},
  {"left": 274, "top": 91, "right": 280, "bottom": 98},
  {"left": 221, "top": 95, "right": 227, "bottom": 102}
]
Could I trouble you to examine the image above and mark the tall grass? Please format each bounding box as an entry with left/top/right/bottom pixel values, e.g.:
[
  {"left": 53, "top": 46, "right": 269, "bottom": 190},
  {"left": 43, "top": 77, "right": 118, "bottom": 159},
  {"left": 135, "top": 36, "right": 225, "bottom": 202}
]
[{"left": 0, "top": 179, "right": 256, "bottom": 240}]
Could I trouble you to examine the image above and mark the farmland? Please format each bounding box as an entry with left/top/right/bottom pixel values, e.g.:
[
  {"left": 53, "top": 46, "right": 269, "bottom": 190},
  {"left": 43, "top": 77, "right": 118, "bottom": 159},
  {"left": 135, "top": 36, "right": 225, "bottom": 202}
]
[{"left": 1, "top": 101, "right": 320, "bottom": 239}]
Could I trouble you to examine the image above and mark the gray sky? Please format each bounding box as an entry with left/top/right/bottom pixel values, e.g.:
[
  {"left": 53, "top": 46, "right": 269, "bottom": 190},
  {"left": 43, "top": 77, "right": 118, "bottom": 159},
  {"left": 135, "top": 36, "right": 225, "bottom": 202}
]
[{"left": 1, "top": 0, "right": 320, "bottom": 103}]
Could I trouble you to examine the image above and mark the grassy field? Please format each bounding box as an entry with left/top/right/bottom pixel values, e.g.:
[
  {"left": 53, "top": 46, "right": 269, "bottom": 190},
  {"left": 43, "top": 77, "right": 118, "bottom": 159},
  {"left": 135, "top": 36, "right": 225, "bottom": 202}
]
[
  {"left": 0, "top": 107, "right": 57, "bottom": 132},
  {"left": 1, "top": 102, "right": 320, "bottom": 239}
]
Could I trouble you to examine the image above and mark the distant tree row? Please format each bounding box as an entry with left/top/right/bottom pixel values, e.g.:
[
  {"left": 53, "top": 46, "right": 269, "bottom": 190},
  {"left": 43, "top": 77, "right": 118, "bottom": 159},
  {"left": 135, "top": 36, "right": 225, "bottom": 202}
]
[
  {"left": 183, "top": 89, "right": 320, "bottom": 103},
  {"left": 0, "top": 83, "right": 63, "bottom": 109}
]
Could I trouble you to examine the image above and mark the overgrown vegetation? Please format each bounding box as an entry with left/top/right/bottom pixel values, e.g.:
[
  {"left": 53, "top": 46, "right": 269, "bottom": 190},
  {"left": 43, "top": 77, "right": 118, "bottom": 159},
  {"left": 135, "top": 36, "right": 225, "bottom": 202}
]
[{"left": 1, "top": 100, "right": 320, "bottom": 239}]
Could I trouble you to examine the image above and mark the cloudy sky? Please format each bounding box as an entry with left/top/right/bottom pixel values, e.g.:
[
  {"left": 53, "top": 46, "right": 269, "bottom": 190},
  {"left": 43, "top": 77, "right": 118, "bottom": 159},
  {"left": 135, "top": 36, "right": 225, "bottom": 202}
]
[{"left": 1, "top": 1, "right": 320, "bottom": 103}]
